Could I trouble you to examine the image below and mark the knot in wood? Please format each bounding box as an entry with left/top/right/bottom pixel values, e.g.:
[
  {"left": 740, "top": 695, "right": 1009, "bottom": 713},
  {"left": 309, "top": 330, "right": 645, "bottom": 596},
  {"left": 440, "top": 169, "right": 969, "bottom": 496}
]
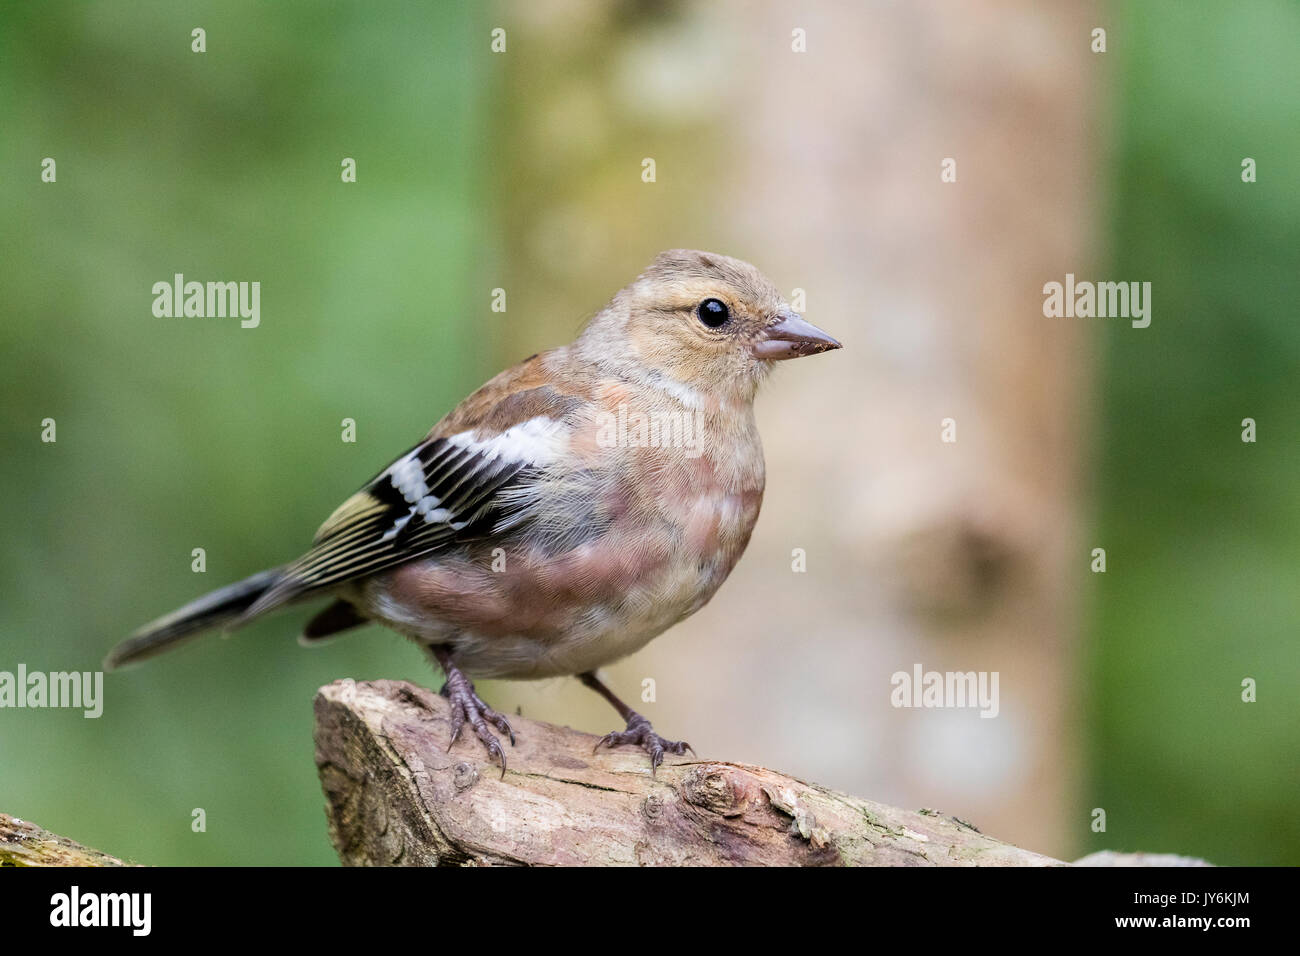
[{"left": 680, "top": 764, "right": 760, "bottom": 817}]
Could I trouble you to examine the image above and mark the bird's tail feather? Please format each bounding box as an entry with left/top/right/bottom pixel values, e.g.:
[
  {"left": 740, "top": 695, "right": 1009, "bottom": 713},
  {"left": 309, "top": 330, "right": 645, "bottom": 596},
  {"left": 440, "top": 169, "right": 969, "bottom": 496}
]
[{"left": 104, "top": 567, "right": 288, "bottom": 670}]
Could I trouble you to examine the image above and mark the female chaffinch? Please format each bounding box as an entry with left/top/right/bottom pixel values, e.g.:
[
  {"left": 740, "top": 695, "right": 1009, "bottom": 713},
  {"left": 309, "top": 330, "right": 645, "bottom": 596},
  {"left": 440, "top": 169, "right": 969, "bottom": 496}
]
[{"left": 106, "top": 250, "right": 841, "bottom": 772}]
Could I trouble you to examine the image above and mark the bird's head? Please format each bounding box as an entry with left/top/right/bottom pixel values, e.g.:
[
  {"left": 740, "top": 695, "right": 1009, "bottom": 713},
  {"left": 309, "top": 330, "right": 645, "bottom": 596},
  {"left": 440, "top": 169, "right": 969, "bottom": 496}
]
[{"left": 577, "top": 249, "right": 841, "bottom": 404}]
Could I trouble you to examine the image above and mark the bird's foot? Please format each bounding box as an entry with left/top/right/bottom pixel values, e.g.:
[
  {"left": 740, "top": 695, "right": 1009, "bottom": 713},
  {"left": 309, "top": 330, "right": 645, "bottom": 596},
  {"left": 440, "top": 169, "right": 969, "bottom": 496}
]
[
  {"left": 595, "top": 711, "right": 692, "bottom": 773},
  {"left": 438, "top": 668, "right": 515, "bottom": 777}
]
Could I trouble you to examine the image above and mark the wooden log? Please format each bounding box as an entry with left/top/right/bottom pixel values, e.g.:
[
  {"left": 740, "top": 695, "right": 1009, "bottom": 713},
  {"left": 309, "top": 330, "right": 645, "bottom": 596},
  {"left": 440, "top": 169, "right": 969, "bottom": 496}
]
[
  {"left": 313, "top": 678, "right": 1065, "bottom": 866},
  {"left": 0, "top": 680, "right": 1213, "bottom": 868},
  {"left": 0, "top": 813, "right": 131, "bottom": 867}
]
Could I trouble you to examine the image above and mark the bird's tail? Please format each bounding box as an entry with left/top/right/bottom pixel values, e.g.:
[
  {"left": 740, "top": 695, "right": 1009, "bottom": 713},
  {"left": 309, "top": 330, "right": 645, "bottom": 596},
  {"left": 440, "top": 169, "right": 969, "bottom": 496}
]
[{"left": 104, "top": 567, "right": 288, "bottom": 670}]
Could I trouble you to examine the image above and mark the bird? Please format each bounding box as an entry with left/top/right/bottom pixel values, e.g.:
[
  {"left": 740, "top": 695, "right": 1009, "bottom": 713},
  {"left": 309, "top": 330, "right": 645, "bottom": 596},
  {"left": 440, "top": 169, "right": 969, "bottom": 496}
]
[{"left": 105, "top": 249, "right": 841, "bottom": 774}]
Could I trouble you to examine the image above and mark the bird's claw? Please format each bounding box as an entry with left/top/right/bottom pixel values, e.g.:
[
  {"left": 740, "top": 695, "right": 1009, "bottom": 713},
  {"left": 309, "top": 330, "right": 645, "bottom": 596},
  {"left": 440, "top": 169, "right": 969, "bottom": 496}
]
[
  {"left": 594, "top": 712, "right": 691, "bottom": 774},
  {"left": 440, "top": 670, "right": 514, "bottom": 777}
]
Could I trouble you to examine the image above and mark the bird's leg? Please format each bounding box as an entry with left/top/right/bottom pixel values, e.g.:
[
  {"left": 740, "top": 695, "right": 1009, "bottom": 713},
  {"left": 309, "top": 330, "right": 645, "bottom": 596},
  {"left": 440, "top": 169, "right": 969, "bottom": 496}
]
[
  {"left": 579, "top": 671, "right": 692, "bottom": 773},
  {"left": 431, "top": 646, "right": 514, "bottom": 776}
]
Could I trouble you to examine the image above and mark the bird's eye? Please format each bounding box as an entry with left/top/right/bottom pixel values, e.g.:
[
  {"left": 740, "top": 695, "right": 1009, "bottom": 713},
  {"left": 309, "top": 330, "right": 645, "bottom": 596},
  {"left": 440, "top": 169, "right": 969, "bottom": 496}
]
[{"left": 697, "top": 298, "right": 730, "bottom": 328}]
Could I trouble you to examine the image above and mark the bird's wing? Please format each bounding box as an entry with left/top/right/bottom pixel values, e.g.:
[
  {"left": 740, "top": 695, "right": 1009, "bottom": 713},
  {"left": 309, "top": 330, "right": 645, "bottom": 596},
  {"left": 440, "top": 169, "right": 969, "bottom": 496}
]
[{"left": 239, "top": 354, "right": 584, "bottom": 619}]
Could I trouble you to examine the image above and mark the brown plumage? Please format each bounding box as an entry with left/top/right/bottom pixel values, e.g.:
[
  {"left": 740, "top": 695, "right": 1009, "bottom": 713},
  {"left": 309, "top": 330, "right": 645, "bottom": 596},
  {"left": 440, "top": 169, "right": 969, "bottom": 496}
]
[{"left": 106, "top": 250, "right": 841, "bottom": 772}]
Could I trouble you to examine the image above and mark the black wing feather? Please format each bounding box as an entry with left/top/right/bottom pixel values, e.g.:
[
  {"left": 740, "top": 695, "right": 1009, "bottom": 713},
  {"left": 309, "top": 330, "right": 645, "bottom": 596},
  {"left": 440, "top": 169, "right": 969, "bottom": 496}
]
[{"left": 239, "top": 435, "right": 537, "bottom": 619}]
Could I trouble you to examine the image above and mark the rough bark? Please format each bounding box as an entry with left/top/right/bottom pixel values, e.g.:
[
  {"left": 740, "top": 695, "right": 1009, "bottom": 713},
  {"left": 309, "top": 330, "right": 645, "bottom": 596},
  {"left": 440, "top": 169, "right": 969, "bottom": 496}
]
[
  {"left": 0, "top": 813, "right": 132, "bottom": 867},
  {"left": 313, "top": 678, "right": 1064, "bottom": 866},
  {"left": 0, "top": 675, "right": 1212, "bottom": 868}
]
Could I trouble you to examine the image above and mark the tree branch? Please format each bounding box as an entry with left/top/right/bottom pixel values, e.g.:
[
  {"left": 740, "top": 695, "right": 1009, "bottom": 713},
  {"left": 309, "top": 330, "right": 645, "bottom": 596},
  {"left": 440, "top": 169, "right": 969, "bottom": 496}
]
[
  {"left": 1, "top": 681, "right": 1215, "bottom": 867},
  {"left": 313, "top": 678, "right": 1066, "bottom": 866},
  {"left": 0, "top": 813, "right": 131, "bottom": 867}
]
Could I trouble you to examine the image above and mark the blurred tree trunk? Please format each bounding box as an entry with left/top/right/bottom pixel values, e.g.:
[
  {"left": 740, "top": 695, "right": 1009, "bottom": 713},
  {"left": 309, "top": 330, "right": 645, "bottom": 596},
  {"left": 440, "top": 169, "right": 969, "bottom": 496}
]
[{"left": 488, "top": 0, "right": 1101, "bottom": 860}]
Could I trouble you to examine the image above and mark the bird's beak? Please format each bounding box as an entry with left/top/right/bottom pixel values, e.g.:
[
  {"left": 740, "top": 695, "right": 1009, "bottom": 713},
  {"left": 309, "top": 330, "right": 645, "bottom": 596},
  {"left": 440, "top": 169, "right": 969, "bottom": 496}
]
[{"left": 751, "top": 312, "right": 842, "bottom": 361}]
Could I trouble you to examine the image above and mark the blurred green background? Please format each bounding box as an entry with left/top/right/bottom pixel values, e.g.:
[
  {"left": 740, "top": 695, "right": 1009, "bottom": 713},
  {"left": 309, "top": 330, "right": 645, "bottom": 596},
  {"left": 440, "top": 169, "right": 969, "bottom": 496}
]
[
  {"left": 1086, "top": 1, "right": 1300, "bottom": 865},
  {"left": 1, "top": 1, "right": 493, "bottom": 865},
  {"left": 1, "top": 1, "right": 1296, "bottom": 865}
]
